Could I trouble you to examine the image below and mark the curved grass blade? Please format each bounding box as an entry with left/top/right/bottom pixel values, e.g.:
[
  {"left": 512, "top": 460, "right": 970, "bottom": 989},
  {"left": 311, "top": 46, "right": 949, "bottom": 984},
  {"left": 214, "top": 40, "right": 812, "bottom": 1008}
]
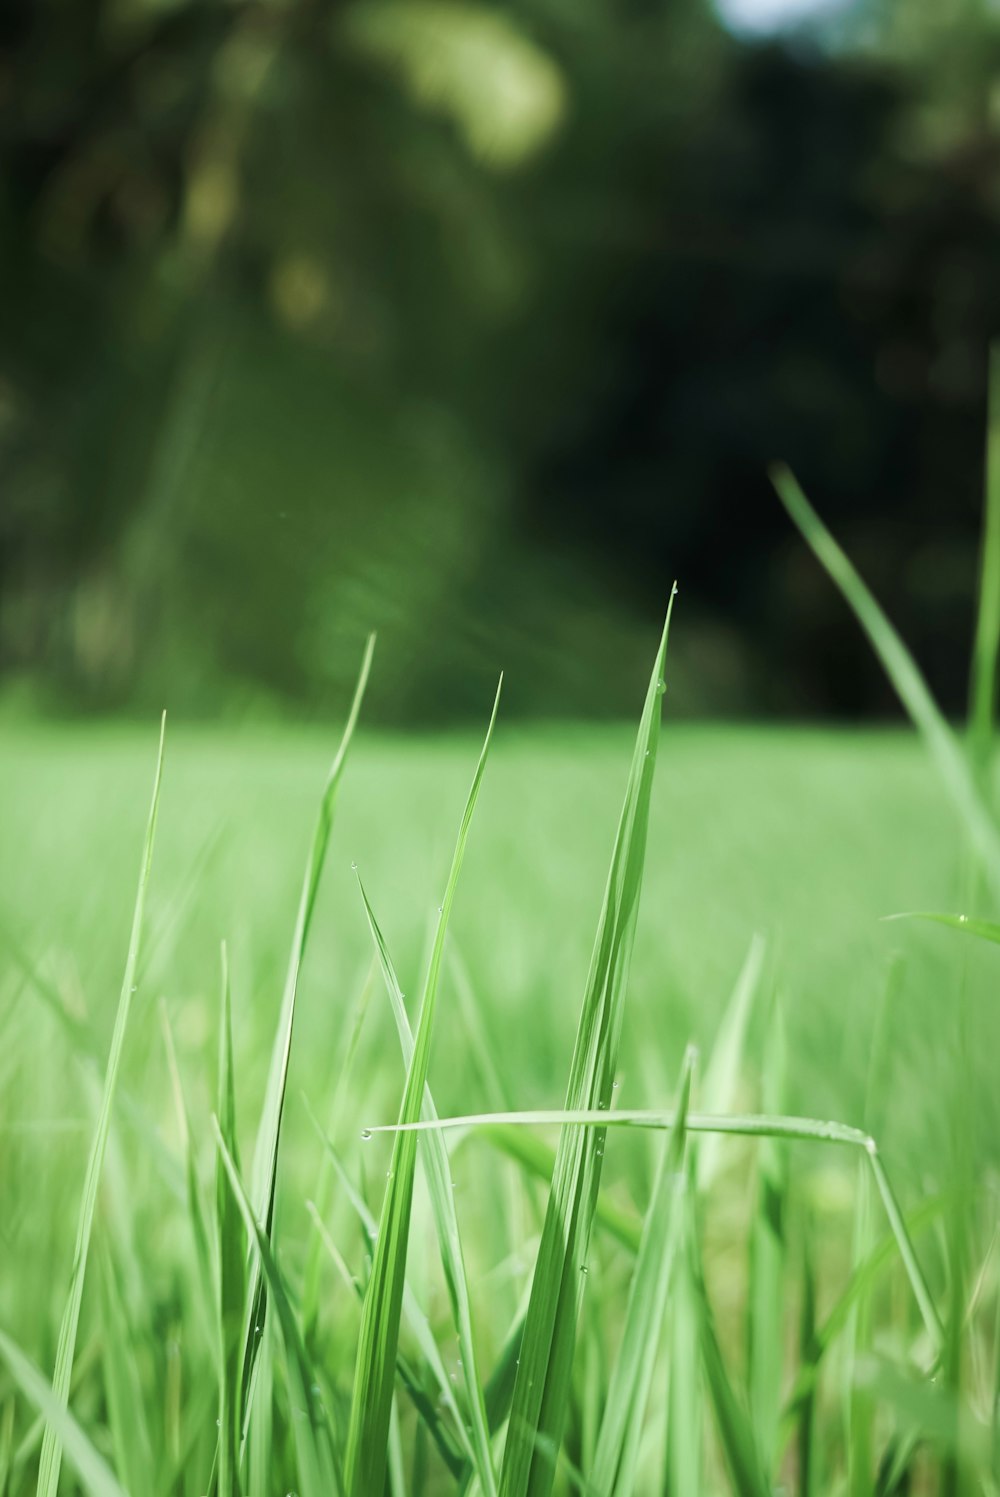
[
  {"left": 499, "top": 600, "right": 675, "bottom": 1497},
  {"left": 359, "top": 880, "right": 497, "bottom": 1496},
  {"left": 378, "top": 1107, "right": 943, "bottom": 1356},
  {"left": 590, "top": 1048, "right": 693, "bottom": 1496},
  {"left": 36, "top": 712, "right": 166, "bottom": 1497},
  {"left": 242, "top": 634, "right": 374, "bottom": 1432},
  {"left": 0, "top": 1328, "right": 127, "bottom": 1497},
  {"left": 771, "top": 465, "right": 1000, "bottom": 896},
  {"left": 343, "top": 679, "right": 502, "bottom": 1497},
  {"left": 213, "top": 1119, "right": 339, "bottom": 1497}
]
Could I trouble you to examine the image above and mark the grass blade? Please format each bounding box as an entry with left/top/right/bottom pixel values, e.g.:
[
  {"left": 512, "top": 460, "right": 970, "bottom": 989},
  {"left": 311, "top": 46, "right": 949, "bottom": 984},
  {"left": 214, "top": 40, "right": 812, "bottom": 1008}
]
[
  {"left": 498, "top": 599, "right": 675, "bottom": 1497},
  {"left": 343, "top": 679, "right": 502, "bottom": 1497},
  {"left": 746, "top": 996, "right": 788, "bottom": 1479},
  {"left": 216, "top": 944, "right": 246, "bottom": 1497},
  {"left": 36, "top": 712, "right": 166, "bottom": 1497},
  {"left": 0, "top": 1329, "right": 127, "bottom": 1497},
  {"left": 242, "top": 635, "right": 374, "bottom": 1430},
  {"left": 771, "top": 465, "right": 1000, "bottom": 896},
  {"left": 213, "top": 1119, "right": 339, "bottom": 1497},
  {"left": 359, "top": 879, "right": 497, "bottom": 1497},
  {"left": 590, "top": 1048, "right": 693, "bottom": 1496},
  {"left": 689, "top": 1213, "right": 770, "bottom": 1497},
  {"left": 970, "top": 341, "right": 1000, "bottom": 781},
  {"left": 697, "top": 934, "right": 766, "bottom": 1190},
  {"left": 97, "top": 1245, "right": 154, "bottom": 1496}
]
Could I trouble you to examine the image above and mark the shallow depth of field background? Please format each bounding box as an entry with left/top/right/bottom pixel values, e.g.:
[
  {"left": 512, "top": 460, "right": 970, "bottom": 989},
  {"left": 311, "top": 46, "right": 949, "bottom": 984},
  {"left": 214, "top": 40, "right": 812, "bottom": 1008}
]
[{"left": 3, "top": 0, "right": 1000, "bottom": 1492}]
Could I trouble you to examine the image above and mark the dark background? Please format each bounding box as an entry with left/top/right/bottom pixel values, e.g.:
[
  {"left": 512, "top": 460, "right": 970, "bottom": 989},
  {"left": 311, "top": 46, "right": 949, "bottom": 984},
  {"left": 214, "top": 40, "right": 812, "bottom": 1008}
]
[{"left": 2, "top": 0, "right": 998, "bottom": 722}]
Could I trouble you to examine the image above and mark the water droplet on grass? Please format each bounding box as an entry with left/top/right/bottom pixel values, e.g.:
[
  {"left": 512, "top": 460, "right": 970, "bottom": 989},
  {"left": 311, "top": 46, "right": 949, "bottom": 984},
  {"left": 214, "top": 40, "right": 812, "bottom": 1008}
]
[{"left": 361, "top": 1129, "right": 372, "bottom": 1140}]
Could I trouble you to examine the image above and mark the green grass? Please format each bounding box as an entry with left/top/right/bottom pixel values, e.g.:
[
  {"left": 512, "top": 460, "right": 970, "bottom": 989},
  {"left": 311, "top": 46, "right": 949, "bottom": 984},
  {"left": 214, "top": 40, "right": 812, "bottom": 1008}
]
[{"left": 2, "top": 632, "right": 1000, "bottom": 1491}]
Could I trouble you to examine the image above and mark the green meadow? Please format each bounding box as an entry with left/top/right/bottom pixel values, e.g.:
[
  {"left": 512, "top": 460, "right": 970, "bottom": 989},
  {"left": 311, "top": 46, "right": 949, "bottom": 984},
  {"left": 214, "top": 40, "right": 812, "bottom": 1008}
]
[{"left": 2, "top": 493, "right": 1000, "bottom": 1496}]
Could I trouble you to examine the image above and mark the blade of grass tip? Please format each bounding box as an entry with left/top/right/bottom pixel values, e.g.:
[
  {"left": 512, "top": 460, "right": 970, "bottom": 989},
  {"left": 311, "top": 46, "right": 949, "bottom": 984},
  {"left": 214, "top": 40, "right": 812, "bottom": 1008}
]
[
  {"left": 305, "top": 1137, "right": 470, "bottom": 1477},
  {"left": 159, "top": 998, "right": 215, "bottom": 1335},
  {"left": 0, "top": 1329, "right": 127, "bottom": 1497},
  {"left": 216, "top": 943, "right": 246, "bottom": 1497},
  {"left": 771, "top": 465, "right": 1000, "bottom": 898},
  {"left": 887, "top": 911, "right": 1000, "bottom": 947},
  {"left": 36, "top": 711, "right": 165, "bottom": 1497},
  {"left": 746, "top": 993, "right": 788, "bottom": 1481},
  {"left": 242, "top": 634, "right": 373, "bottom": 1431},
  {"left": 499, "top": 599, "right": 675, "bottom": 1497},
  {"left": 344, "top": 679, "right": 502, "bottom": 1497},
  {"left": 359, "top": 879, "right": 497, "bottom": 1497},
  {"left": 970, "top": 341, "right": 1000, "bottom": 786},
  {"left": 697, "top": 933, "right": 766, "bottom": 1191},
  {"left": 97, "top": 1244, "right": 155, "bottom": 1497},
  {"left": 590, "top": 1048, "right": 694, "bottom": 1497},
  {"left": 213, "top": 1118, "right": 339, "bottom": 1497}
]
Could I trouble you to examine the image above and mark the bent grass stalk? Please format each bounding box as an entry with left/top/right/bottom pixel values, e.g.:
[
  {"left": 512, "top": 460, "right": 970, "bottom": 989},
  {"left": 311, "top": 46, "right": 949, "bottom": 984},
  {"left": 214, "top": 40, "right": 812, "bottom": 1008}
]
[{"left": 369, "top": 1106, "right": 943, "bottom": 1355}]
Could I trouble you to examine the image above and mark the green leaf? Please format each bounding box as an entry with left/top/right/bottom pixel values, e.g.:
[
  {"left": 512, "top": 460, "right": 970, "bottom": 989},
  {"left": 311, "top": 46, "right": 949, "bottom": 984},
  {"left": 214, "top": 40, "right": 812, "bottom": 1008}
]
[
  {"left": 498, "top": 599, "right": 676, "bottom": 1497},
  {"left": 343, "top": 679, "right": 501, "bottom": 1497},
  {"left": 242, "top": 635, "right": 374, "bottom": 1434}
]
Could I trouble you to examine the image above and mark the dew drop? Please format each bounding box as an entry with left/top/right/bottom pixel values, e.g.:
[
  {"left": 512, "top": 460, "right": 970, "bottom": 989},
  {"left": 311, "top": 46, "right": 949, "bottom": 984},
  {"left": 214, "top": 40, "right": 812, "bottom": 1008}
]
[
  {"left": 959, "top": 913, "right": 969, "bottom": 923},
  {"left": 351, "top": 860, "right": 357, "bottom": 871},
  {"left": 580, "top": 1265, "right": 589, "bottom": 1275},
  {"left": 361, "top": 1129, "right": 372, "bottom": 1141}
]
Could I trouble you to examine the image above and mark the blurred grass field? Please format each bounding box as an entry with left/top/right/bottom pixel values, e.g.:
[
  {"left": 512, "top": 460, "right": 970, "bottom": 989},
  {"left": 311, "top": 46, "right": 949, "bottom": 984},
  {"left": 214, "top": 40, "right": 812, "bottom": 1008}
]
[{"left": 2, "top": 703, "right": 998, "bottom": 1493}]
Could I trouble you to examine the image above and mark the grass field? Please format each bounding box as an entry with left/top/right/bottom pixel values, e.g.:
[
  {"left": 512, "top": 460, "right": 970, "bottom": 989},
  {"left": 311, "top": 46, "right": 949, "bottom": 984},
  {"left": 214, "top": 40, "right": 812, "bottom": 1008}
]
[
  {"left": 1, "top": 466, "right": 998, "bottom": 1497},
  {"left": 2, "top": 682, "right": 999, "bottom": 1493}
]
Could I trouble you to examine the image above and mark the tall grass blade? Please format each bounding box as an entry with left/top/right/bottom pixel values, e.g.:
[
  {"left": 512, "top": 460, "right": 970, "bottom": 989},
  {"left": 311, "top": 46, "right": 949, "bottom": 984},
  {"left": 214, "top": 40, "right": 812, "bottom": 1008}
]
[
  {"left": 358, "top": 880, "right": 497, "bottom": 1496},
  {"left": 97, "top": 1245, "right": 154, "bottom": 1496},
  {"left": 343, "top": 679, "right": 501, "bottom": 1497},
  {"left": 216, "top": 944, "right": 246, "bottom": 1497},
  {"left": 590, "top": 1048, "right": 693, "bottom": 1496},
  {"left": 498, "top": 600, "right": 675, "bottom": 1497},
  {"left": 36, "top": 712, "right": 166, "bottom": 1497},
  {"left": 689, "top": 1216, "right": 770, "bottom": 1497},
  {"left": 213, "top": 1120, "right": 339, "bottom": 1497},
  {"left": 772, "top": 465, "right": 1000, "bottom": 895},
  {"left": 0, "top": 1328, "right": 127, "bottom": 1497},
  {"left": 242, "top": 634, "right": 374, "bottom": 1430},
  {"left": 665, "top": 1188, "right": 702, "bottom": 1497},
  {"left": 746, "top": 996, "right": 788, "bottom": 1478}
]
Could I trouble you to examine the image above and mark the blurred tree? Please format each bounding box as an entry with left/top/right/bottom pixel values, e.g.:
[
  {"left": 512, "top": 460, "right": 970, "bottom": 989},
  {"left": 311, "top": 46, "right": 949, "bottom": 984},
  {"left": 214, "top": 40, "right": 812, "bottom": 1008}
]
[{"left": 1, "top": 0, "right": 999, "bottom": 717}]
